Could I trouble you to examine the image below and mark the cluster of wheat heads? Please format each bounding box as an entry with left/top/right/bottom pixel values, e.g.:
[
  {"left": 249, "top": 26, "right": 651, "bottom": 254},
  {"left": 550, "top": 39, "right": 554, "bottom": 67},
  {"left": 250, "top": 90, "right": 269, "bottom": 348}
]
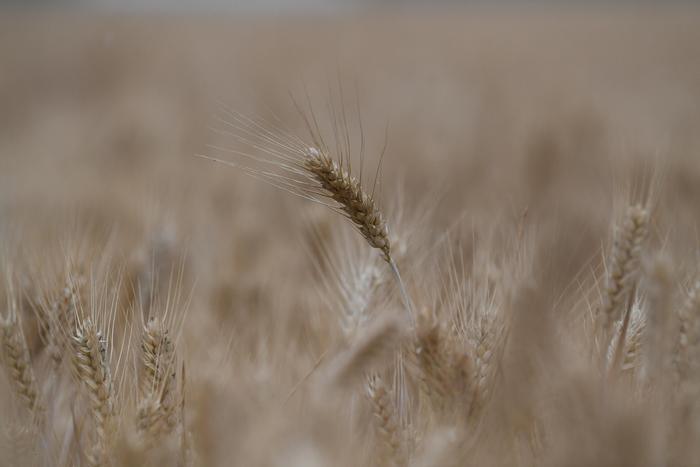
[
  {"left": 0, "top": 254, "right": 189, "bottom": 467},
  {"left": 4, "top": 107, "right": 700, "bottom": 466},
  {"left": 197, "top": 103, "right": 700, "bottom": 466}
]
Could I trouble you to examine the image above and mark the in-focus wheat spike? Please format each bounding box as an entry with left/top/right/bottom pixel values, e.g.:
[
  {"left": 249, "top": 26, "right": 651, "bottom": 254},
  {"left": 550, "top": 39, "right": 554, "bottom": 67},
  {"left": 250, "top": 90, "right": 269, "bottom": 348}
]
[
  {"left": 599, "top": 205, "right": 649, "bottom": 340},
  {"left": 303, "top": 147, "right": 391, "bottom": 262},
  {"left": 70, "top": 318, "right": 115, "bottom": 466},
  {"left": 0, "top": 307, "right": 42, "bottom": 415},
  {"left": 202, "top": 109, "right": 415, "bottom": 318},
  {"left": 367, "top": 375, "right": 405, "bottom": 467},
  {"left": 138, "top": 317, "right": 178, "bottom": 439},
  {"left": 300, "top": 147, "right": 414, "bottom": 321}
]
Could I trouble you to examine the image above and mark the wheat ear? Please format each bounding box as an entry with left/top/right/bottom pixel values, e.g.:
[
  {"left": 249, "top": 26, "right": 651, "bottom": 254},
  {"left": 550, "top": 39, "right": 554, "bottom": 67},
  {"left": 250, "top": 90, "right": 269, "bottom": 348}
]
[
  {"left": 675, "top": 278, "right": 700, "bottom": 382},
  {"left": 367, "top": 375, "right": 405, "bottom": 467},
  {"left": 414, "top": 309, "right": 451, "bottom": 407},
  {"left": 644, "top": 256, "right": 674, "bottom": 384},
  {"left": 303, "top": 148, "right": 413, "bottom": 319},
  {"left": 137, "top": 317, "right": 178, "bottom": 439},
  {"left": 414, "top": 308, "right": 471, "bottom": 416},
  {"left": 71, "top": 319, "right": 115, "bottom": 466},
  {"left": 620, "top": 304, "right": 646, "bottom": 373},
  {"left": 1, "top": 307, "right": 42, "bottom": 414},
  {"left": 304, "top": 149, "right": 391, "bottom": 261},
  {"left": 600, "top": 205, "right": 649, "bottom": 363},
  {"left": 45, "top": 274, "right": 82, "bottom": 368}
]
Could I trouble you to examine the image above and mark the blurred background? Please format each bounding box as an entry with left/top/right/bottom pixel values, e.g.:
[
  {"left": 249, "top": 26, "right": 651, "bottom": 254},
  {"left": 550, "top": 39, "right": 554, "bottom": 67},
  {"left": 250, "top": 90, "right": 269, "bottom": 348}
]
[{"left": 1, "top": 0, "right": 700, "bottom": 313}]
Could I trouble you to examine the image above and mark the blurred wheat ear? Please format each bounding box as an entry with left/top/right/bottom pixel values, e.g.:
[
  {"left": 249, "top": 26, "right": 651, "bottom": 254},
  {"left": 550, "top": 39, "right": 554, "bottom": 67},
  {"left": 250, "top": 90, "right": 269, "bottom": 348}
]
[
  {"left": 600, "top": 204, "right": 649, "bottom": 371},
  {"left": 1, "top": 304, "right": 43, "bottom": 417}
]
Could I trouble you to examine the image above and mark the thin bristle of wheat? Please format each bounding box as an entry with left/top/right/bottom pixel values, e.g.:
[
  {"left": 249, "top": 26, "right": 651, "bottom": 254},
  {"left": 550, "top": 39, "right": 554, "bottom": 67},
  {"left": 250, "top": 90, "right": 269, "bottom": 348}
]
[
  {"left": 71, "top": 319, "right": 114, "bottom": 466},
  {"left": 600, "top": 205, "right": 649, "bottom": 336},
  {"left": 367, "top": 375, "right": 405, "bottom": 467},
  {"left": 304, "top": 150, "right": 392, "bottom": 262},
  {"left": 0, "top": 310, "right": 42, "bottom": 414}
]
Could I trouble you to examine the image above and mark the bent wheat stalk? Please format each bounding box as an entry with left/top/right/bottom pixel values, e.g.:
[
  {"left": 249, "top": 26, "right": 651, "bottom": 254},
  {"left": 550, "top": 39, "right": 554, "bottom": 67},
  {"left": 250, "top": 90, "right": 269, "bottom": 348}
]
[
  {"left": 198, "top": 118, "right": 414, "bottom": 319},
  {"left": 302, "top": 147, "right": 413, "bottom": 318}
]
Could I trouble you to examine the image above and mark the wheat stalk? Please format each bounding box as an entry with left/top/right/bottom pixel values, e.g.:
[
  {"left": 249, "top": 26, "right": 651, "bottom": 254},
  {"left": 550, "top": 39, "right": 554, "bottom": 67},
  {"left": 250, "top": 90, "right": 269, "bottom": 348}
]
[
  {"left": 199, "top": 116, "right": 415, "bottom": 319},
  {"left": 303, "top": 150, "right": 416, "bottom": 328}
]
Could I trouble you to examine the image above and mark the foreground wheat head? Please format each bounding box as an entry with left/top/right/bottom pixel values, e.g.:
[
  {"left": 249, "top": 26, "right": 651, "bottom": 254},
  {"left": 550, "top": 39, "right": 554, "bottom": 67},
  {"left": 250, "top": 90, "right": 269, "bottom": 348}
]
[
  {"left": 203, "top": 103, "right": 415, "bottom": 320},
  {"left": 71, "top": 318, "right": 115, "bottom": 465},
  {"left": 303, "top": 147, "right": 392, "bottom": 262}
]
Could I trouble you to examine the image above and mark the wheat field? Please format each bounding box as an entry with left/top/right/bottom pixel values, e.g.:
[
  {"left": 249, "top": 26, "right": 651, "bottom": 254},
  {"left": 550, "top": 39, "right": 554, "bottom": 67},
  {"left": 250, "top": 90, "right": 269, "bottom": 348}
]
[{"left": 2, "top": 6, "right": 700, "bottom": 466}]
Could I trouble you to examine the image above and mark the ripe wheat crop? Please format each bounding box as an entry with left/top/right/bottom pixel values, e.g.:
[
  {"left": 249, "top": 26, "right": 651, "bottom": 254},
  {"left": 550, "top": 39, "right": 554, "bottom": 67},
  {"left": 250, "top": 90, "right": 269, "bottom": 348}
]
[{"left": 2, "top": 9, "right": 700, "bottom": 467}]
